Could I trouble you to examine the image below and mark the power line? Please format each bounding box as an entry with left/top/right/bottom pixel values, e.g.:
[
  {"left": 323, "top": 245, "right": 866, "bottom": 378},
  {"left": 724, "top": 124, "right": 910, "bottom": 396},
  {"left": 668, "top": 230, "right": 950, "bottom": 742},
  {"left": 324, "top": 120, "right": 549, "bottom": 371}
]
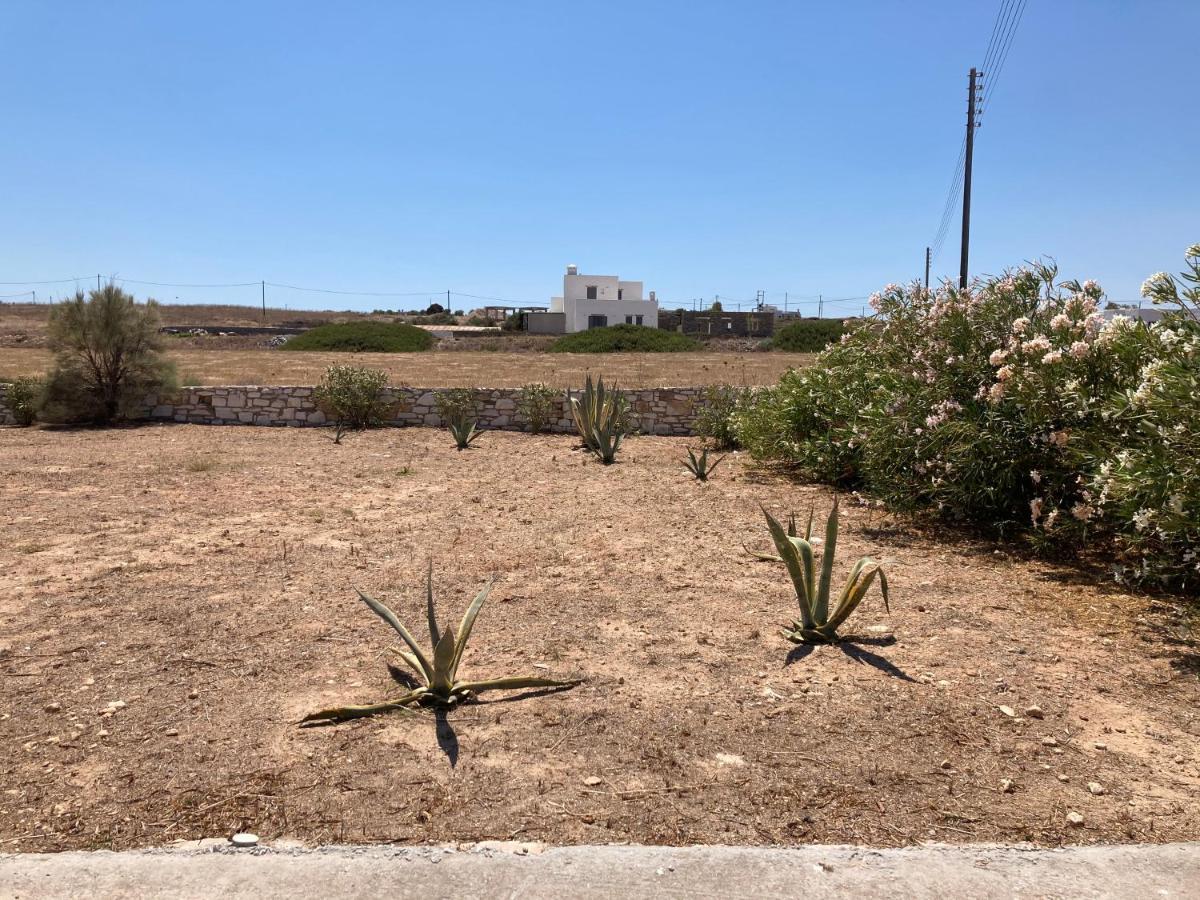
[
  {"left": 117, "top": 278, "right": 261, "bottom": 288},
  {"left": 979, "top": 0, "right": 1027, "bottom": 116},
  {"left": 263, "top": 282, "right": 438, "bottom": 297},
  {"left": 0, "top": 276, "right": 94, "bottom": 285}
]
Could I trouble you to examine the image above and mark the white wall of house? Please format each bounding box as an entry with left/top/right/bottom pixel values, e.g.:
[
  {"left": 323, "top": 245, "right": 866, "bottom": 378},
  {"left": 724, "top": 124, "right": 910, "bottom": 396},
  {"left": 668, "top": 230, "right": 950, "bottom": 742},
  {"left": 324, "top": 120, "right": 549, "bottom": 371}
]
[{"left": 552, "top": 267, "right": 657, "bottom": 332}]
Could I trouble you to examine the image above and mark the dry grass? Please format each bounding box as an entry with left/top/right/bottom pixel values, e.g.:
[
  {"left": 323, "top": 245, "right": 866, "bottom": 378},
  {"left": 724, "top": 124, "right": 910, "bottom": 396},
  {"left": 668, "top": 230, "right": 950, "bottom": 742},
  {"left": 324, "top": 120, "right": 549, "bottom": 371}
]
[
  {"left": 1, "top": 424, "right": 1197, "bottom": 852},
  {"left": 0, "top": 347, "right": 812, "bottom": 388}
]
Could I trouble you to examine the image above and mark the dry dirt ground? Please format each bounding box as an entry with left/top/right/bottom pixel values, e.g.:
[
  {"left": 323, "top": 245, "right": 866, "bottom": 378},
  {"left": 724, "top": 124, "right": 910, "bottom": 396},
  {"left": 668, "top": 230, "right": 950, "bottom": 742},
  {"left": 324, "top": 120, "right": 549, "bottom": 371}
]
[
  {"left": 0, "top": 347, "right": 810, "bottom": 388},
  {"left": 1, "top": 425, "right": 1197, "bottom": 854}
]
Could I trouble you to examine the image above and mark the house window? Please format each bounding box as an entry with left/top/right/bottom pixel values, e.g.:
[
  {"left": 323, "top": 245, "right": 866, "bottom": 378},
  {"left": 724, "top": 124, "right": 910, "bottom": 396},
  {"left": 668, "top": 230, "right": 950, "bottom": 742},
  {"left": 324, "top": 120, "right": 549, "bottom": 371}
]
[
  {"left": 635, "top": 315, "right": 643, "bottom": 325},
  {"left": 618, "top": 289, "right": 624, "bottom": 300},
  {"left": 625, "top": 315, "right": 633, "bottom": 324},
  {"left": 586, "top": 285, "right": 598, "bottom": 300},
  {"left": 587, "top": 314, "right": 608, "bottom": 329}
]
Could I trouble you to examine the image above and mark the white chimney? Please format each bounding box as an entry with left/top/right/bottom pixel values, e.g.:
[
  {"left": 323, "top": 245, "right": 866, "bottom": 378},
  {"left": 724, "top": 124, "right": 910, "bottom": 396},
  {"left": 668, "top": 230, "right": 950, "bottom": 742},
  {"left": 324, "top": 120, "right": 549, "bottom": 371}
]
[
  {"left": 649, "top": 290, "right": 656, "bottom": 302},
  {"left": 566, "top": 263, "right": 578, "bottom": 275}
]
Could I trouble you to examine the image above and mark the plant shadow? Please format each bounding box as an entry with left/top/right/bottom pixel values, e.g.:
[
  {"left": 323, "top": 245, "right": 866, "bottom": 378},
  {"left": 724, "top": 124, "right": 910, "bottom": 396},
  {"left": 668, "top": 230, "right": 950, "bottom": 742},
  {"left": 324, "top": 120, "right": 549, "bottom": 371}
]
[
  {"left": 434, "top": 708, "right": 459, "bottom": 768},
  {"left": 783, "top": 634, "right": 915, "bottom": 682}
]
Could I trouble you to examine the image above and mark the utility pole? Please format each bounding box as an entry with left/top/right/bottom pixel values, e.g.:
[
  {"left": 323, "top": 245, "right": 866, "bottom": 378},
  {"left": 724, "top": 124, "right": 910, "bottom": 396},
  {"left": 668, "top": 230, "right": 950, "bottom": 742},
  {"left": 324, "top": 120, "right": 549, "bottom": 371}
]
[
  {"left": 97, "top": 274, "right": 101, "bottom": 292},
  {"left": 925, "top": 247, "right": 931, "bottom": 290},
  {"left": 960, "top": 67, "right": 982, "bottom": 290},
  {"left": 784, "top": 291, "right": 788, "bottom": 313},
  {"left": 261, "top": 281, "right": 266, "bottom": 321},
  {"left": 818, "top": 294, "right": 823, "bottom": 319},
  {"left": 446, "top": 289, "right": 451, "bottom": 311}
]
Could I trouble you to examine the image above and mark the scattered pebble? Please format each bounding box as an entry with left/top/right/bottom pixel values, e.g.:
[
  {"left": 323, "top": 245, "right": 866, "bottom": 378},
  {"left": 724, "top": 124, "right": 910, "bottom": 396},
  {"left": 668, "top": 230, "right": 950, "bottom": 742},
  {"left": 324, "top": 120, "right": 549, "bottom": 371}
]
[
  {"left": 998, "top": 705, "right": 1016, "bottom": 718},
  {"left": 583, "top": 776, "right": 603, "bottom": 787},
  {"left": 230, "top": 832, "right": 259, "bottom": 848},
  {"left": 1087, "top": 782, "right": 1105, "bottom": 795},
  {"left": 1025, "top": 705, "right": 1044, "bottom": 719},
  {"left": 939, "top": 759, "right": 953, "bottom": 770},
  {"left": 1094, "top": 742, "right": 1108, "bottom": 751},
  {"left": 1001, "top": 778, "right": 1016, "bottom": 793},
  {"left": 1066, "top": 811, "right": 1085, "bottom": 827},
  {"left": 44, "top": 702, "right": 62, "bottom": 713},
  {"left": 1041, "top": 737, "right": 1058, "bottom": 747},
  {"left": 1057, "top": 774, "right": 1069, "bottom": 782},
  {"left": 187, "top": 690, "right": 199, "bottom": 700}
]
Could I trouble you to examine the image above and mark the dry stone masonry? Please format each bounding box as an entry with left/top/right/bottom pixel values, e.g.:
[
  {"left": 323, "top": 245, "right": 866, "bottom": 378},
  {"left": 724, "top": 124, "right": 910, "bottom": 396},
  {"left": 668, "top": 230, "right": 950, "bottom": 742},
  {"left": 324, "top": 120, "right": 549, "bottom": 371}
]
[{"left": 0, "top": 384, "right": 710, "bottom": 436}]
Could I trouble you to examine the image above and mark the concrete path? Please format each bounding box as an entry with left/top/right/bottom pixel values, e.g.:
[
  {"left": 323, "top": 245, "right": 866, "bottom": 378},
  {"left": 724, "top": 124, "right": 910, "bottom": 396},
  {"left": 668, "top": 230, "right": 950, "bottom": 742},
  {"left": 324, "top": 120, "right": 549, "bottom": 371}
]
[{"left": 2, "top": 841, "right": 1197, "bottom": 899}]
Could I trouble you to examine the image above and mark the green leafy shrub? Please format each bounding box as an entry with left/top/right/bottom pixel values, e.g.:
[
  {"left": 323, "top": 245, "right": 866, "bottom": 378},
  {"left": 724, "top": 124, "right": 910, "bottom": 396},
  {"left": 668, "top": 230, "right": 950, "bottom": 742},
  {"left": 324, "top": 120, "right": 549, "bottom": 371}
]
[
  {"left": 313, "top": 365, "right": 392, "bottom": 442},
  {"left": 693, "top": 385, "right": 747, "bottom": 449},
  {"left": 771, "top": 318, "right": 847, "bottom": 352},
  {"left": 5, "top": 376, "right": 44, "bottom": 426},
  {"left": 38, "top": 286, "right": 177, "bottom": 424},
  {"left": 735, "top": 247, "right": 1200, "bottom": 592},
  {"left": 301, "top": 564, "right": 581, "bottom": 726},
  {"left": 436, "top": 388, "right": 483, "bottom": 449},
  {"left": 281, "top": 321, "right": 434, "bottom": 353},
  {"left": 550, "top": 324, "right": 699, "bottom": 353},
  {"left": 516, "top": 383, "right": 560, "bottom": 433}
]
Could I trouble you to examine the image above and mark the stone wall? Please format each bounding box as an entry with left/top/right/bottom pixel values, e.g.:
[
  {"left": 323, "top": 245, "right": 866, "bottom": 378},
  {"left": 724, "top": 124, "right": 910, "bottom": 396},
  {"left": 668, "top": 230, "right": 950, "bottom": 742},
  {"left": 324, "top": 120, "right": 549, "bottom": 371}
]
[{"left": 0, "top": 384, "right": 712, "bottom": 436}]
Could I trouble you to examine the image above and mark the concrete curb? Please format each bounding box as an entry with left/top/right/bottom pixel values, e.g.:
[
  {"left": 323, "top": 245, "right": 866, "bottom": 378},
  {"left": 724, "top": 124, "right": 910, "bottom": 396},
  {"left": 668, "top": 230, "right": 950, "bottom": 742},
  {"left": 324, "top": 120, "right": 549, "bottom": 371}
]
[{"left": 2, "top": 841, "right": 1198, "bottom": 899}]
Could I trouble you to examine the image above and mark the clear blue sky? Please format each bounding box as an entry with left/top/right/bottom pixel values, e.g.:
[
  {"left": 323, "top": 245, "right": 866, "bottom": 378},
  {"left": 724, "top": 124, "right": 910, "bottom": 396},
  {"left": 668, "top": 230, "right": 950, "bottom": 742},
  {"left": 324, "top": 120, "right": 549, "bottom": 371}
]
[{"left": 2, "top": 1, "right": 1196, "bottom": 314}]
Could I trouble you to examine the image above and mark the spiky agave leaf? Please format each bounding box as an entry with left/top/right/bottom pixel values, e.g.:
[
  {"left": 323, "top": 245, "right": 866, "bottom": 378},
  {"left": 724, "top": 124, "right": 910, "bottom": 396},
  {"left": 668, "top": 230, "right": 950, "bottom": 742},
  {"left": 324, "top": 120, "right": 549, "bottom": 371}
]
[
  {"left": 824, "top": 559, "right": 889, "bottom": 635},
  {"left": 428, "top": 626, "right": 458, "bottom": 697},
  {"left": 454, "top": 675, "right": 584, "bottom": 695},
  {"left": 450, "top": 578, "right": 494, "bottom": 681},
  {"left": 298, "top": 688, "right": 426, "bottom": 727},
  {"left": 357, "top": 590, "right": 433, "bottom": 682},
  {"left": 425, "top": 560, "right": 440, "bottom": 647},
  {"left": 449, "top": 417, "right": 481, "bottom": 450},
  {"left": 813, "top": 497, "right": 840, "bottom": 625},
  {"left": 763, "top": 506, "right": 817, "bottom": 629}
]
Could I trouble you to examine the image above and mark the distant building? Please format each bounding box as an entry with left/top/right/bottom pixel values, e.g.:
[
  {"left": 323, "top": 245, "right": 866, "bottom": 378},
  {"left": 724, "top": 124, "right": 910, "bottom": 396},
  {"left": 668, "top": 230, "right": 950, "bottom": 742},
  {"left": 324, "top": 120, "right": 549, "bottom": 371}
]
[
  {"left": 547, "top": 264, "right": 658, "bottom": 333},
  {"left": 659, "top": 308, "right": 775, "bottom": 338}
]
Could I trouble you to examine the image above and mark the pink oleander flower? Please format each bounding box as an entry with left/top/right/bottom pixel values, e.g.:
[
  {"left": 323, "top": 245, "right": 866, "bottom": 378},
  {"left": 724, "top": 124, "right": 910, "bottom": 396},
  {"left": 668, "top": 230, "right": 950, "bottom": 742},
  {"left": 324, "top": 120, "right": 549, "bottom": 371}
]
[
  {"left": 1030, "top": 497, "right": 1044, "bottom": 524},
  {"left": 989, "top": 348, "right": 1007, "bottom": 366},
  {"left": 1042, "top": 350, "right": 1063, "bottom": 365},
  {"left": 1011, "top": 317, "right": 1031, "bottom": 335},
  {"left": 1023, "top": 335, "right": 1052, "bottom": 353},
  {"left": 1069, "top": 341, "right": 1089, "bottom": 360},
  {"left": 1050, "top": 313, "right": 1071, "bottom": 331},
  {"left": 996, "top": 365, "right": 1014, "bottom": 382},
  {"left": 987, "top": 381, "right": 1006, "bottom": 402},
  {"left": 1071, "top": 503, "right": 1093, "bottom": 522}
]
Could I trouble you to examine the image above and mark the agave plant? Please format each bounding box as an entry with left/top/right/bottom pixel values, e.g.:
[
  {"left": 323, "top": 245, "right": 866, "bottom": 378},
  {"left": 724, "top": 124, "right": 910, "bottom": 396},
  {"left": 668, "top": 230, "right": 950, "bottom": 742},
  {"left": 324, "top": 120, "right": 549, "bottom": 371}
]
[
  {"left": 683, "top": 447, "right": 726, "bottom": 482},
  {"left": 447, "top": 415, "right": 482, "bottom": 450},
  {"left": 301, "top": 565, "right": 580, "bottom": 726},
  {"left": 568, "top": 375, "right": 628, "bottom": 465},
  {"left": 763, "top": 498, "right": 890, "bottom": 643}
]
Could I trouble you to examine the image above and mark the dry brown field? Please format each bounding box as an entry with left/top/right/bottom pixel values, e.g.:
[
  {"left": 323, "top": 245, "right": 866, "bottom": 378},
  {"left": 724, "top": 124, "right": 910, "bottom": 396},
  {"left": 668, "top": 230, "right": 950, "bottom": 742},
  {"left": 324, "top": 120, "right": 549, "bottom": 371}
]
[
  {"left": 1, "top": 424, "right": 1197, "bottom": 851},
  {"left": 0, "top": 347, "right": 812, "bottom": 388}
]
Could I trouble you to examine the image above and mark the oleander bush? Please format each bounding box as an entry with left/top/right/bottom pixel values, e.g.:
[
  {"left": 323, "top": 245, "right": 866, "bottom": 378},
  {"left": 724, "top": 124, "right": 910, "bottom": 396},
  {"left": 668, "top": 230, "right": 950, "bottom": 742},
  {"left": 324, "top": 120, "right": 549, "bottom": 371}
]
[
  {"left": 282, "top": 321, "right": 434, "bottom": 352},
  {"left": 693, "top": 385, "right": 747, "bottom": 450},
  {"left": 314, "top": 365, "right": 392, "bottom": 441},
  {"left": 734, "top": 246, "right": 1200, "bottom": 592},
  {"left": 516, "top": 383, "right": 559, "bottom": 433},
  {"left": 5, "top": 376, "right": 43, "bottom": 426}
]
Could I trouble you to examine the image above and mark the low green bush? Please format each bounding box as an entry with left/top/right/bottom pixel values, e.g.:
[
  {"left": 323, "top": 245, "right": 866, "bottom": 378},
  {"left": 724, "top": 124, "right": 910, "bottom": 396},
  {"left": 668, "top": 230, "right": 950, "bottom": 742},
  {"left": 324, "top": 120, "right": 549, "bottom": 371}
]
[
  {"left": 5, "top": 376, "right": 44, "bottom": 426},
  {"left": 693, "top": 385, "right": 748, "bottom": 450},
  {"left": 516, "top": 383, "right": 559, "bottom": 433},
  {"left": 313, "top": 365, "right": 392, "bottom": 441},
  {"left": 771, "top": 318, "right": 846, "bottom": 352},
  {"left": 549, "top": 324, "right": 699, "bottom": 353},
  {"left": 282, "top": 321, "right": 434, "bottom": 353}
]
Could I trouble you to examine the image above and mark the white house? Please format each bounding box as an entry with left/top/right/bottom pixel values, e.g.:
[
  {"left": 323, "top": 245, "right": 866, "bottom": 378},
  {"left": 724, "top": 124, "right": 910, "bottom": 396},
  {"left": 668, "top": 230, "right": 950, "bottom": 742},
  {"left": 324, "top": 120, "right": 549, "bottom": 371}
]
[{"left": 549, "top": 264, "right": 658, "bottom": 333}]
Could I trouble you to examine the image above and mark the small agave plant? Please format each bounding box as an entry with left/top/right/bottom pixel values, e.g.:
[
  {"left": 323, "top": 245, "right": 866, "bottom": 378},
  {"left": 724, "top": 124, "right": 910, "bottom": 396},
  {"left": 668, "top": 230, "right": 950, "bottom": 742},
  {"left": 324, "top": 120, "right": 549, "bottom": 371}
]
[
  {"left": 683, "top": 447, "right": 725, "bottom": 482},
  {"left": 763, "top": 498, "right": 890, "bottom": 644},
  {"left": 447, "top": 415, "right": 482, "bottom": 450},
  {"left": 301, "top": 565, "right": 580, "bottom": 726}
]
